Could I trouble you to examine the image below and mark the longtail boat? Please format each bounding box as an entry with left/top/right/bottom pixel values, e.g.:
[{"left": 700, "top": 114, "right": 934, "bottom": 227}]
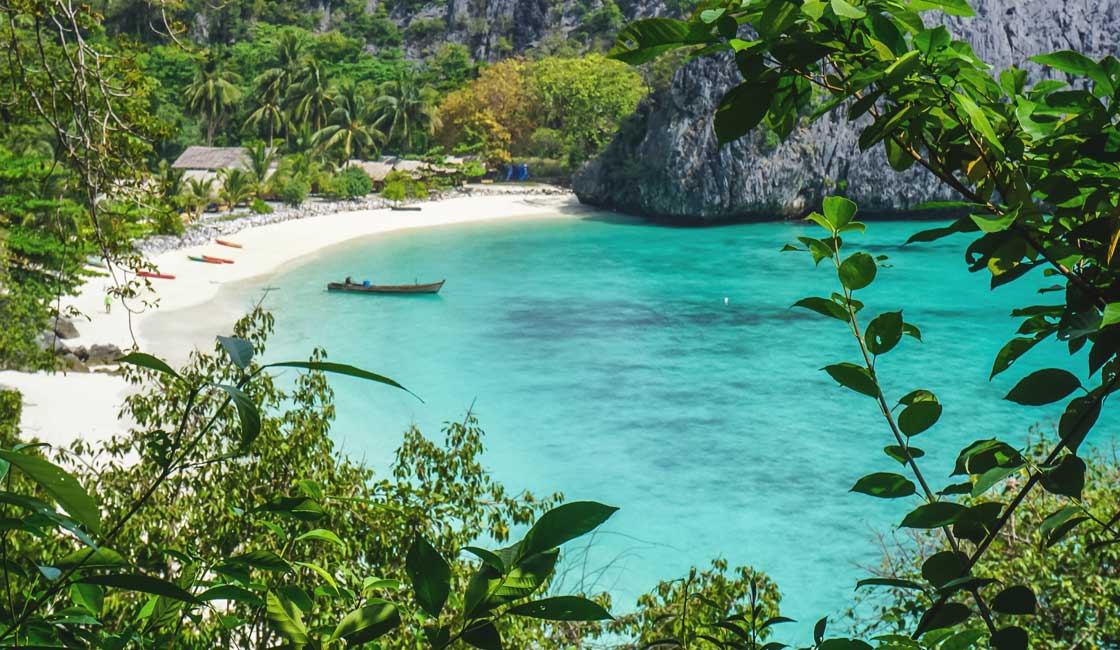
[
  {"left": 188, "top": 255, "right": 222, "bottom": 264},
  {"left": 327, "top": 280, "right": 444, "bottom": 295},
  {"left": 202, "top": 255, "right": 235, "bottom": 264},
  {"left": 137, "top": 270, "right": 176, "bottom": 280},
  {"left": 215, "top": 239, "right": 243, "bottom": 248}
]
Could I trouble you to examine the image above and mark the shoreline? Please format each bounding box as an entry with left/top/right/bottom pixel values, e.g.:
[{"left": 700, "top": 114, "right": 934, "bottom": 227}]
[{"left": 0, "top": 187, "right": 588, "bottom": 446}]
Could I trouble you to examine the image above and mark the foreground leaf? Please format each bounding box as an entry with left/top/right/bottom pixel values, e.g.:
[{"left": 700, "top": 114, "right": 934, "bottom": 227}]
[
  {"left": 0, "top": 450, "right": 100, "bottom": 534},
  {"left": 507, "top": 596, "right": 612, "bottom": 621}
]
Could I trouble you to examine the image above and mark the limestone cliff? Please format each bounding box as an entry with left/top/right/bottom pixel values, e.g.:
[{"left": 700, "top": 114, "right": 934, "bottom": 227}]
[{"left": 573, "top": 1, "right": 1120, "bottom": 222}]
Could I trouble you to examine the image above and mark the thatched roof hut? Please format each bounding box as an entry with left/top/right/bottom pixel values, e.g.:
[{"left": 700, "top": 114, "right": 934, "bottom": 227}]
[{"left": 172, "top": 146, "right": 251, "bottom": 171}]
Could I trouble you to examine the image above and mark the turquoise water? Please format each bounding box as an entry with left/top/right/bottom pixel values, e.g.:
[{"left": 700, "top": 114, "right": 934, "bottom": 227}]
[{"left": 239, "top": 213, "right": 1108, "bottom": 638}]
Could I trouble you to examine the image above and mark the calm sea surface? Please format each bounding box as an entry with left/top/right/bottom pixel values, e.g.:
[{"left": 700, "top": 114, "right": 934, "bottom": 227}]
[{"left": 231, "top": 213, "right": 1110, "bottom": 638}]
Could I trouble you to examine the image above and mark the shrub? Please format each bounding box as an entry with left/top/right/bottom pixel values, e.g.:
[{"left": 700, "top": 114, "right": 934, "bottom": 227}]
[
  {"left": 250, "top": 197, "right": 273, "bottom": 214},
  {"left": 0, "top": 388, "right": 20, "bottom": 441},
  {"left": 327, "top": 166, "right": 373, "bottom": 199},
  {"left": 274, "top": 174, "right": 310, "bottom": 206},
  {"left": 150, "top": 206, "right": 185, "bottom": 235},
  {"left": 380, "top": 170, "right": 427, "bottom": 202},
  {"left": 528, "top": 127, "right": 566, "bottom": 159}
]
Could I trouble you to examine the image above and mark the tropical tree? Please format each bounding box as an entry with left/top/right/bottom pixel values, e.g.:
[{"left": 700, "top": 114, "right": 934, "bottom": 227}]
[
  {"left": 218, "top": 168, "right": 255, "bottom": 210},
  {"left": 244, "top": 140, "right": 275, "bottom": 197},
  {"left": 180, "top": 176, "right": 215, "bottom": 219},
  {"left": 314, "top": 82, "right": 385, "bottom": 164},
  {"left": 248, "top": 29, "right": 308, "bottom": 145},
  {"left": 287, "top": 59, "right": 333, "bottom": 134},
  {"left": 373, "top": 71, "right": 441, "bottom": 154},
  {"left": 185, "top": 55, "right": 243, "bottom": 145}
]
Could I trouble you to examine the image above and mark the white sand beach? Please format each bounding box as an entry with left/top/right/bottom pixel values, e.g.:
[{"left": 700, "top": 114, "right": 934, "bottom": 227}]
[{"left": 1, "top": 189, "right": 586, "bottom": 446}]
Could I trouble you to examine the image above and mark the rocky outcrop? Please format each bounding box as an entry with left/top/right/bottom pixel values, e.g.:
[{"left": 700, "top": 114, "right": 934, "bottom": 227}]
[{"left": 574, "top": 0, "right": 1120, "bottom": 222}]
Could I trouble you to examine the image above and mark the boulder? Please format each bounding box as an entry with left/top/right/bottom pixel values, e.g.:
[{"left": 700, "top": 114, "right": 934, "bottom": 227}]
[
  {"left": 50, "top": 316, "right": 80, "bottom": 340},
  {"left": 60, "top": 353, "right": 89, "bottom": 373},
  {"left": 86, "top": 343, "right": 124, "bottom": 366}
]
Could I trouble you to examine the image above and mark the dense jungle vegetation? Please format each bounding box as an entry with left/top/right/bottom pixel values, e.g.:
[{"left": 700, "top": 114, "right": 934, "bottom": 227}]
[{"left": 1, "top": 0, "right": 1120, "bottom": 648}]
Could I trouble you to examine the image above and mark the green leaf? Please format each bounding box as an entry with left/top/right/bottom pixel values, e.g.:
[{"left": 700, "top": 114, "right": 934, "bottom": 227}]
[
  {"left": 226, "top": 549, "right": 292, "bottom": 572},
  {"left": 78, "top": 574, "right": 197, "bottom": 603},
  {"left": 822, "top": 363, "right": 879, "bottom": 397},
  {"left": 507, "top": 596, "right": 612, "bottom": 621},
  {"left": 971, "top": 464, "right": 1020, "bottom": 497},
  {"left": 866, "top": 311, "right": 903, "bottom": 355},
  {"left": 907, "top": 0, "right": 974, "bottom": 16},
  {"left": 855, "top": 577, "right": 925, "bottom": 590},
  {"left": 990, "top": 337, "right": 1043, "bottom": 378},
  {"left": 216, "top": 336, "right": 254, "bottom": 370},
  {"left": 921, "top": 551, "right": 967, "bottom": 587},
  {"left": 990, "top": 627, "right": 1028, "bottom": 650},
  {"left": 838, "top": 252, "right": 877, "bottom": 291},
  {"left": 850, "top": 472, "right": 915, "bottom": 498},
  {"left": 462, "top": 620, "right": 502, "bottom": 649},
  {"left": 792, "top": 297, "right": 849, "bottom": 321},
  {"left": 1029, "top": 50, "right": 1114, "bottom": 95},
  {"left": 898, "top": 400, "right": 941, "bottom": 436},
  {"left": 1101, "top": 302, "right": 1120, "bottom": 327},
  {"left": 715, "top": 82, "right": 774, "bottom": 143},
  {"left": 916, "top": 602, "right": 971, "bottom": 634},
  {"left": 830, "top": 0, "right": 866, "bottom": 19},
  {"left": 117, "top": 352, "right": 179, "bottom": 379},
  {"left": 884, "top": 445, "right": 924, "bottom": 464},
  {"left": 608, "top": 18, "right": 716, "bottom": 65},
  {"left": 331, "top": 601, "right": 400, "bottom": 645},
  {"left": 263, "top": 361, "right": 418, "bottom": 400},
  {"left": 266, "top": 591, "right": 310, "bottom": 648},
  {"left": 0, "top": 450, "right": 100, "bottom": 534},
  {"left": 55, "top": 547, "right": 126, "bottom": 570},
  {"left": 1003, "top": 369, "right": 1081, "bottom": 405},
  {"left": 758, "top": 0, "right": 800, "bottom": 39},
  {"left": 517, "top": 501, "right": 618, "bottom": 563},
  {"left": 969, "top": 210, "right": 1017, "bottom": 234},
  {"left": 1040, "top": 455, "right": 1086, "bottom": 498},
  {"left": 199, "top": 585, "right": 262, "bottom": 606},
  {"left": 406, "top": 534, "right": 451, "bottom": 618},
  {"left": 822, "top": 196, "right": 858, "bottom": 229},
  {"left": 462, "top": 546, "right": 505, "bottom": 572},
  {"left": 295, "top": 528, "right": 346, "bottom": 549},
  {"left": 953, "top": 92, "right": 1004, "bottom": 155},
  {"left": 901, "top": 502, "right": 965, "bottom": 529},
  {"left": 211, "top": 385, "right": 261, "bottom": 446},
  {"left": 991, "top": 585, "right": 1036, "bottom": 615},
  {"left": 1058, "top": 395, "right": 1101, "bottom": 453}
]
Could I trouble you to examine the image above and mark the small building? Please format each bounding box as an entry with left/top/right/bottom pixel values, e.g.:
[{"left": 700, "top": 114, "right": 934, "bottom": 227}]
[{"left": 172, "top": 146, "right": 275, "bottom": 185}]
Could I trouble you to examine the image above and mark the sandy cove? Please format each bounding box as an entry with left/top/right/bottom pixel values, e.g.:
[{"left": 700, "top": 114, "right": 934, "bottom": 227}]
[{"left": 0, "top": 189, "right": 587, "bottom": 446}]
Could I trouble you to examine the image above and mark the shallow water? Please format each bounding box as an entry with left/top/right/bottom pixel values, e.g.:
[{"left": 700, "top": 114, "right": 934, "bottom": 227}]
[{"left": 227, "top": 213, "right": 1109, "bottom": 638}]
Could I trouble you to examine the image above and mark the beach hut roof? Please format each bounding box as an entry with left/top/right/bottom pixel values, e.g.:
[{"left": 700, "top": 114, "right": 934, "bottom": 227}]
[
  {"left": 356, "top": 160, "right": 395, "bottom": 182},
  {"left": 172, "top": 146, "right": 251, "bottom": 171}
]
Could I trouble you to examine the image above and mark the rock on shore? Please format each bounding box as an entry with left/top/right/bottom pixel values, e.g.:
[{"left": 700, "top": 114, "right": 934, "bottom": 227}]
[{"left": 574, "top": 0, "right": 1120, "bottom": 223}]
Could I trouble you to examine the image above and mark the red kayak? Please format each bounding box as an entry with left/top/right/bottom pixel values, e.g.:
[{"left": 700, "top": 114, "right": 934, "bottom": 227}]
[
  {"left": 137, "top": 270, "right": 176, "bottom": 280},
  {"left": 202, "top": 255, "right": 235, "bottom": 264},
  {"left": 215, "top": 239, "right": 243, "bottom": 248}
]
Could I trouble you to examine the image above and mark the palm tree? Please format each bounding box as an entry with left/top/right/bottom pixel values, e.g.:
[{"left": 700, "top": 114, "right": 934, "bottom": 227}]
[
  {"left": 185, "top": 56, "right": 243, "bottom": 145},
  {"left": 313, "top": 82, "right": 385, "bottom": 164},
  {"left": 248, "top": 30, "right": 307, "bottom": 145},
  {"left": 218, "top": 168, "right": 255, "bottom": 210},
  {"left": 287, "top": 59, "right": 333, "bottom": 134},
  {"left": 180, "top": 177, "right": 215, "bottom": 219},
  {"left": 373, "top": 71, "right": 441, "bottom": 154},
  {"left": 245, "top": 141, "right": 275, "bottom": 197}
]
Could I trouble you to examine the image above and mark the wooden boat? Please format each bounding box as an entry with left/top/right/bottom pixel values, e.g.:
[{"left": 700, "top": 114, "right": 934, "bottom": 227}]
[
  {"left": 188, "top": 255, "right": 222, "bottom": 264},
  {"left": 327, "top": 280, "right": 444, "bottom": 295},
  {"left": 137, "top": 270, "right": 176, "bottom": 280},
  {"left": 202, "top": 255, "right": 235, "bottom": 264},
  {"left": 390, "top": 205, "right": 422, "bottom": 212},
  {"left": 215, "top": 239, "right": 243, "bottom": 248}
]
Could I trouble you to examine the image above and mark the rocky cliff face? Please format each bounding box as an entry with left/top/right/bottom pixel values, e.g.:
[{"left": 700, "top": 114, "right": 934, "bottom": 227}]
[{"left": 574, "top": 0, "right": 1120, "bottom": 222}]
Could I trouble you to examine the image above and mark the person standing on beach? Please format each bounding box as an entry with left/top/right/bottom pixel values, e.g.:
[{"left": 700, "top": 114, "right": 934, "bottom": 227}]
[{"left": 104, "top": 293, "right": 112, "bottom": 314}]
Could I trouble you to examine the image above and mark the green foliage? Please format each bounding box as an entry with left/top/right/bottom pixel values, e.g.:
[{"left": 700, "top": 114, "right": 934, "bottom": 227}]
[
  {"left": 274, "top": 174, "right": 310, "bottom": 206},
  {"left": 327, "top": 166, "right": 374, "bottom": 199},
  {"left": 251, "top": 197, "right": 273, "bottom": 214},
  {"left": 0, "top": 388, "right": 20, "bottom": 441},
  {"left": 607, "top": 559, "right": 786, "bottom": 650},
  {"left": 381, "top": 170, "right": 428, "bottom": 202},
  {"left": 0, "top": 308, "right": 616, "bottom": 647}
]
